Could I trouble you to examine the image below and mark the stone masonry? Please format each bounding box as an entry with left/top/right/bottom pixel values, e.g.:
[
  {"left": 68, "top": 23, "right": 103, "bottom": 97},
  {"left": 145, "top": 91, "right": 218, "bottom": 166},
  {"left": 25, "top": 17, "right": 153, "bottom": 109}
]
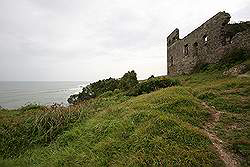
[{"left": 167, "top": 11, "right": 250, "bottom": 76}]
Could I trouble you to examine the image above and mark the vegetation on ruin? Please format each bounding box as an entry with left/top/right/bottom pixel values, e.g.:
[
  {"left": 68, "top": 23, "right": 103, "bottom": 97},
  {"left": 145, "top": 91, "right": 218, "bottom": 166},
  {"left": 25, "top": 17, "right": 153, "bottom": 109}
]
[
  {"left": 0, "top": 49, "right": 250, "bottom": 166},
  {"left": 225, "top": 21, "right": 250, "bottom": 39}
]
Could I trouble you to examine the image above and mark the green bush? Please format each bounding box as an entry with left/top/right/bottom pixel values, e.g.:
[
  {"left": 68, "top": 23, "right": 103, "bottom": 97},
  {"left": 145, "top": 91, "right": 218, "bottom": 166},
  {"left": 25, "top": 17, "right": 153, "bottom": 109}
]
[
  {"left": 119, "top": 70, "right": 138, "bottom": 90},
  {"left": 99, "top": 91, "right": 114, "bottom": 97},
  {"left": 68, "top": 87, "right": 95, "bottom": 104},
  {"left": 68, "top": 71, "right": 138, "bottom": 104},
  {"left": 89, "top": 77, "right": 119, "bottom": 96},
  {"left": 127, "top": 78, "right": 180, "bottom": 96},
  {"left": 68, "top": 71, "right": 177, "bottom": 103}
]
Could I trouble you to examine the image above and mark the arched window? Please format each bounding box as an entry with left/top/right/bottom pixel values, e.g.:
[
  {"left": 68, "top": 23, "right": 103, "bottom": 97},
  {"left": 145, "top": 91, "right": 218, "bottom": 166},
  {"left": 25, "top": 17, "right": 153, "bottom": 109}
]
[{"left": 184, "top": 44, "right": 189, "bottom": 56}]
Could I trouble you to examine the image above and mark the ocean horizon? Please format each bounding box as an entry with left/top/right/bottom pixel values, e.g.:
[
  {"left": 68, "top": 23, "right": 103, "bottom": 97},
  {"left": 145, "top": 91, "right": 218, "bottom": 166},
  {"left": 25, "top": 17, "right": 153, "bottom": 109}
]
[{"left": 0, "top": 81, "right": 89, "bottom": 109}]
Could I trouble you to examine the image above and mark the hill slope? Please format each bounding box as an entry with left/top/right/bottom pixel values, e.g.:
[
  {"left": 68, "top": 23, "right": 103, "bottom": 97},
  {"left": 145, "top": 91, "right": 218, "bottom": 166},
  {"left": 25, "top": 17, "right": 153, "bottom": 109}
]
[{"left": 1, "top": 58, "right": 250, "bottom": 166}]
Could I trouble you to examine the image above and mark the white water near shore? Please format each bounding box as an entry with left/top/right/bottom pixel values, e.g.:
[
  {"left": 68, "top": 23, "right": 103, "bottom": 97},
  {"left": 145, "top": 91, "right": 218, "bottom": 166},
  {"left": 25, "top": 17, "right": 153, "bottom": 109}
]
[{"left": 0, "top": 81, "right": 89, "bottom": 109}]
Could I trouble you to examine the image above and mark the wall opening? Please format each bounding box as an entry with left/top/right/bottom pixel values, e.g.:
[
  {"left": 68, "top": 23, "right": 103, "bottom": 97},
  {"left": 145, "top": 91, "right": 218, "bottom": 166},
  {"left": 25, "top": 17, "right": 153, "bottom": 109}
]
[
  {"left": 184, "top": 44, "right": 189, "bottom": 56},
  {"left": 203, "top": 35, "right": 208, "bottom": 42},
  {"left": 193, "top": 42, "right": 198, "bottom": 57},
  {"left": 203, "top": 35, "right": 208, "bottom": 46},
  {"left": 226, "top": 37, "right": 232, "bottom": 44}
]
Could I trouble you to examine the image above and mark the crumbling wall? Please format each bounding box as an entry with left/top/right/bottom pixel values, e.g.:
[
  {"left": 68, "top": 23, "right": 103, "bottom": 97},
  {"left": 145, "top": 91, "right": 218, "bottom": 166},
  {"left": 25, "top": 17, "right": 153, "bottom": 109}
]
[{"left": 167, "top": 12, "right": 250, "bottom": 76}]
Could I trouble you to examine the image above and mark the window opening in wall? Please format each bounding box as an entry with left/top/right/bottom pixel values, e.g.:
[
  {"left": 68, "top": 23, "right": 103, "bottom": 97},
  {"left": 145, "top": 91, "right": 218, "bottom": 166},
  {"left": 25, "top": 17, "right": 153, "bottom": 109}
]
[
  {"left": 222, "top": 36, "right": 232, "bottom": 46},
  {"left": 203, "top": 35, "right": 208, "bottom": 45},
  {"left": 193, "top": 42, "right": 198, "bottom": 56},
  {"left": 226, "top": 37, "right": 232, "bottom": 44},
  {"left": 203, "top": 35, "right": 208, "bottom": 42},
  {"left": 184, "top": 44, "right": 189, "bottom": 56}
]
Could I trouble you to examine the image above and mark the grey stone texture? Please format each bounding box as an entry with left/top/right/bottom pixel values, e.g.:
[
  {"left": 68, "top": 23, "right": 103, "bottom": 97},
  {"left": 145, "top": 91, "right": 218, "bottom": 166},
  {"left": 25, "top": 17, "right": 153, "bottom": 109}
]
[
  {"left": 167, "top": 11, "right": 250, "bottom": 76},
  {"left": 223, "top": 64, "right": 249, "bottom": 76}
]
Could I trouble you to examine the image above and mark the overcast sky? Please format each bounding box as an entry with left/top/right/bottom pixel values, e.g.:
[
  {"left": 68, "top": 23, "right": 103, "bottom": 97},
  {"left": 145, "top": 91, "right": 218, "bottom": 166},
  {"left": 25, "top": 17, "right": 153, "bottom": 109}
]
[{"left": 0, "top": 0, "right": 249, "bottom": 81}]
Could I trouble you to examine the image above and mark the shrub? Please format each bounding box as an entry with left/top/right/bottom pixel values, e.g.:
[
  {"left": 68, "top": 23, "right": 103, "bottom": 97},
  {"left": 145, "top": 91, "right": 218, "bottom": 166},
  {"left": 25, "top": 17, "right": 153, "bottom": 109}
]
[
  {"left": 68, "top": 71, "right": 177, "bottom": 103},
  {"left": 99, "top": 91, "right": 114, "bottom": 97},
  {"left": 68, "top": 71, "right": 138, "bottom": 104},
  {"left": 127, "top": 78, "right": 180, "bottom": 96},
  {"left": 119, "top": 70, "right": 138, "bottom": 90},
  {"left": 89, "top": 77, "right": 119, "bottom": 96}
]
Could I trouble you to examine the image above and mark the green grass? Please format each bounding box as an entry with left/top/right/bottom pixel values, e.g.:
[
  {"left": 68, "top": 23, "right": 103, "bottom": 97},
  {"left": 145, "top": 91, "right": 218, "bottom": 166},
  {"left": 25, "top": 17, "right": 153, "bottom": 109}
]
[
  {"left": 0, "top": 87, "right": 222, "bottom": 167},
  {"left": 1, "top": 62, "right": 249, "bottom": 166},
  {"left": 179, "top": 71, "right": 250, "bottom": 166},
  {"left": 214, "top": 112, "right": 250, "bottom": 166}
]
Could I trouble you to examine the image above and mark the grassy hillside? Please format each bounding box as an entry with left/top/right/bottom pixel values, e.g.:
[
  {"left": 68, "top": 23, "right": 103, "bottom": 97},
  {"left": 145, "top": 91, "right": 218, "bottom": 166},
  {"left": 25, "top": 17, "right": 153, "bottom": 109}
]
[{"left": 0, "top": 53, "right": 249, "bottom": 166}]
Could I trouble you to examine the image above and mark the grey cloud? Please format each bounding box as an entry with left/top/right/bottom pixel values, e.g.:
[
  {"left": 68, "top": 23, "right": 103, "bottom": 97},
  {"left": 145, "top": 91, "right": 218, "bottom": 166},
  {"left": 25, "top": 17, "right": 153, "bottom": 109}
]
[{"left": 0, "top": 0, "right": 249, "bottom": 81}]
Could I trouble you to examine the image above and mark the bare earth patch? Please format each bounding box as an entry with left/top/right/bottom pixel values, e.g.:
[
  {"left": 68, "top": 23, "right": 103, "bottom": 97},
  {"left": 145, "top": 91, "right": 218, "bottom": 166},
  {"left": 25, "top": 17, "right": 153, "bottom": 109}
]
[{"left": 201, "top": 102, "right": 239, "bottom": 167}]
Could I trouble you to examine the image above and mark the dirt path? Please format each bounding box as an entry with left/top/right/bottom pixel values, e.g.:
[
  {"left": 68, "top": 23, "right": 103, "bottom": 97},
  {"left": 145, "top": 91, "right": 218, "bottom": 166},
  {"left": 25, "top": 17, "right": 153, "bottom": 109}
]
[{"left": 201, "top": 102, "right": 239, "bottom": 167}]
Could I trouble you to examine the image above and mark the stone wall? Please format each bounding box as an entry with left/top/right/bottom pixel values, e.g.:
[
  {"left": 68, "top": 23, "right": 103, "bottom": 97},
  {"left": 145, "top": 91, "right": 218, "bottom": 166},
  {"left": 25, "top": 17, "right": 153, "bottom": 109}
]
[{"left": 167, "top": 11, "right": 250, "bottom": 76}]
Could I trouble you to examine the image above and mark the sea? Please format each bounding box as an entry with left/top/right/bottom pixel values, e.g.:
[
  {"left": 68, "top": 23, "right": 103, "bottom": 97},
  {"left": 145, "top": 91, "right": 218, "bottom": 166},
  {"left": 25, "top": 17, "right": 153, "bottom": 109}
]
[{"left": 0, "top": 81, "right": 89, "bottom": 109}]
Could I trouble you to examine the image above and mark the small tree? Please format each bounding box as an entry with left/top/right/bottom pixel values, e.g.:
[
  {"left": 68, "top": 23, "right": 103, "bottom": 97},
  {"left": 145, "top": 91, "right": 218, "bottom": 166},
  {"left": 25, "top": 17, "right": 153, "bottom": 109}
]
[{"left": 119, "top": 70, "right": 138, "bottom": 90}]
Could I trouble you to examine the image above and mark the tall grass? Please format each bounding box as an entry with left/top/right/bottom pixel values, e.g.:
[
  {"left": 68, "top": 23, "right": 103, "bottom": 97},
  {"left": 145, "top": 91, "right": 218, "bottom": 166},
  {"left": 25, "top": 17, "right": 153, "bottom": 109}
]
[{"left": 0, "top": 104, "right": 84, "bottom": 158}]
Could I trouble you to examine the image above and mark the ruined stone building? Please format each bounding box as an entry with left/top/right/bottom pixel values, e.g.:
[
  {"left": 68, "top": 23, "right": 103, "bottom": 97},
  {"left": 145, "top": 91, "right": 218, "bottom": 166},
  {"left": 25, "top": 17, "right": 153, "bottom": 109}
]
[{"left": 167, "top": 11, "right": 250, "bottom": 76}]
